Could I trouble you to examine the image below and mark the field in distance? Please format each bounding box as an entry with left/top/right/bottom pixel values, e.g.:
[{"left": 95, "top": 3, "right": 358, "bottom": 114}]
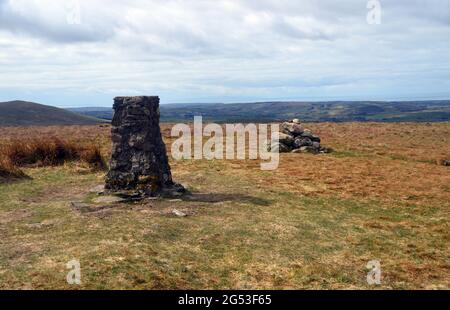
[
  {"left": 0, "top": 122, "right": 449, "bottom": 289},
  {"left": 70, "top": 100, "right": 450, "bottom": 123}
]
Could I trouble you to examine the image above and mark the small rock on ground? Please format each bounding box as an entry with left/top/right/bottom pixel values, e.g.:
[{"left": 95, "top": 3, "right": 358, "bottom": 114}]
[
  {"left": 172, "top": 209, "right": 187, "bottom": 217},
  {"left": 89, "top": 185, "right": 105, "bottom": 194}
]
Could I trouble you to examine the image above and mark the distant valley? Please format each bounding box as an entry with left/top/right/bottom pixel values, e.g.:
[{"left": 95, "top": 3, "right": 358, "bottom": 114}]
[
  {"left": 1, "top": 100, "right": 450, "bottom": 126},
  {"left": 70, "top": 100, "right": 450, "bottom": 123}
]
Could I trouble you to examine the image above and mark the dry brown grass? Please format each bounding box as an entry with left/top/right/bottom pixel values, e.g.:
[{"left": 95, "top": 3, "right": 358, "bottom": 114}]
[
  {"left": 79, "top": 146, "right": 108, "bottom": 171},
  {"left": 0, "top": 126, "right": 108, "bottom": 173},
  {"left": 1, "top": 122, "right": 448, "bottom": 204},
  {"left": 164, "top": 122, "right": 450, "bottom": 205},
  {"left": 4, "top": 138, "right": 80, "bottom": 167},
  {"left": 223, "top": 155, "right": 450, "bottom": 206},
  {"left": 2, "top": 138, "right": 106, "bottom": 170},
  {"left": 305, "top": 122, "right": 450, "bottom": 164},
  {"left": 0, "top": 125, "right": 111, "bottom": 143}
]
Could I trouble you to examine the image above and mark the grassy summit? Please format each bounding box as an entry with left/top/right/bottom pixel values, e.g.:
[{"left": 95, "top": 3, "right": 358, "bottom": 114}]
[{"left": 0, "top": 123, "right": 448, "bottom": 289}]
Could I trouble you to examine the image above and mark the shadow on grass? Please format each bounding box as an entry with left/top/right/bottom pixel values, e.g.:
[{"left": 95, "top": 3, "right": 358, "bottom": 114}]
[
  {"left": 0, "top": 174, "right": 32, "bottom": 185},
  {"left": 182, "top": 192, "right": 272, "bottom": 206}
]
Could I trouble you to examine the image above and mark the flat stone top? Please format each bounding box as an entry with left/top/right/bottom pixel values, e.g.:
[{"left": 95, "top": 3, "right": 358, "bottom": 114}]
[
  {"left": 114, "top": 96, "right": 159, "bottom": 101},
  {"left": 113, "top": 96, "right": 160, "bottom": 109}
]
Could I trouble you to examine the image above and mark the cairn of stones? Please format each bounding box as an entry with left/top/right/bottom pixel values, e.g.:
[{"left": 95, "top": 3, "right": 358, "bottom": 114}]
[
  {"left": 269, "top": 119, "right": 332, "bottom": 154},
  {"left": 105, "top": 96, "right": 185, "bottom": 197}
]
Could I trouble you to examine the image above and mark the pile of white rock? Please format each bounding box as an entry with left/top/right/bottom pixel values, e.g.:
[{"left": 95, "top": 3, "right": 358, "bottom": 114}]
[{"left": 268, "top": 119, "right": 332, "bottom": 154}]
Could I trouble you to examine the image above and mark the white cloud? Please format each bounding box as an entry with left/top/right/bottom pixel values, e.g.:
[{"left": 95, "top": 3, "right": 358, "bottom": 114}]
[{"left": 0, "top": 0, "right": 449, "bottom": 106}]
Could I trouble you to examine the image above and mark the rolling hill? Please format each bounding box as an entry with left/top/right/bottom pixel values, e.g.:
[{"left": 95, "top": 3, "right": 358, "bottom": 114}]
[
  {"left": 0, "top": 101, "right": 104, "bottom": 126},
  {"left": 3, "top": 100, "right": 449, "bottom": 126},
  {"left": 70, "top": 100, "right": 450, "bottom": 123}
]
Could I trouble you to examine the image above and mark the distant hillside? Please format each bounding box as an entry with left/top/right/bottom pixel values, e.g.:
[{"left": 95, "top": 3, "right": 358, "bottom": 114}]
[
  {"left": 70, "top": 100, "right": 450, "bottom": 123},
  {"left": 0, "top": 101, "right": 104, "bottom": 126}
]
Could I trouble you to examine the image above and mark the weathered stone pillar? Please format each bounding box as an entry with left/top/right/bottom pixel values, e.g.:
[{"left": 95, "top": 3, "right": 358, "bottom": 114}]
[{"left": 105, "top": 96, "right": 185, "bottom": 197}]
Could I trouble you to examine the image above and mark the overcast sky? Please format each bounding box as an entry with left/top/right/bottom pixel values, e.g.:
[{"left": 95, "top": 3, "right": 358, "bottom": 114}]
[{"left": 0, "top": 0, "right": 449, "bottom": 107}]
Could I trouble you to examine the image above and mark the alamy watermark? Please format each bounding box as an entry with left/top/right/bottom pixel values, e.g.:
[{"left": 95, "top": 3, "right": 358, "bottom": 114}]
[
  {"left": 366, "top": 260, "right": 382, "bottom": 285},
  {"left": 64, "top": 258, "right": 382, "bottom": 286},
  {"left": 66, "top": 259, "right": 81, "bottom": 285},
  {"left": 367, "top": 0, "right": 382, "bottom": 25},
  {"left": 170, "top": 117, "right": 280, "bottom": 171},
  {"left": 66, "top": 0, "right": 82, "bottom": 25}
]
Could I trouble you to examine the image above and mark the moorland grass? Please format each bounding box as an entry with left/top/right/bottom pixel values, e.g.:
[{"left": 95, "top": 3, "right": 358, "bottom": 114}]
[{"left": 0, "top": 123, "right": 448, "bottom": 289}]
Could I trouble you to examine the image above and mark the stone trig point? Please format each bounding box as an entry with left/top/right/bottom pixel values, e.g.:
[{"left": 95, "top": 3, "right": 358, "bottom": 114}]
[{"left": 105, "top": 96, "right": 185, "bottom": 197}]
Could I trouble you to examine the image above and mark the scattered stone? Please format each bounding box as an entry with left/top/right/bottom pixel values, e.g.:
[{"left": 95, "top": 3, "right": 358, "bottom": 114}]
[
  {"left": 270, "top": 119, "right": 331, "bottom": 154},
  {"left": 92, "top": 196, "right": 127, "bottom": 204},
  {"left": 172, "top": 209, "right": 187, "bottom": 217},
  {"left": 310, "top": 135, "right": 321, "bottom": 143},
  {"left": 113, "top": 190, "right": 141, "bottom": 199},
  {"left": 294, "top": 137, "right": 313, "bottom": 148},
  {"left": 300, "top": 130, "right": 314, "bottom": 139},
  {"left": 269, "top": 142, "right": 292, "bottom": 153},
  {"left": 281, "top": 122, "right": 304, "bottom": 135},
  {"left": 278, "top": 132, "right": 295, "bottom": 146},
  {"left": 110, "top": 191, "right": 146, "bottom": 202}
]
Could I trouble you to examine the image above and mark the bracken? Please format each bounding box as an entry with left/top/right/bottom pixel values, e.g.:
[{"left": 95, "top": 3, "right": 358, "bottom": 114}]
[{"left": 1, "top": 137, "right": 106, "bottom": 169}]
